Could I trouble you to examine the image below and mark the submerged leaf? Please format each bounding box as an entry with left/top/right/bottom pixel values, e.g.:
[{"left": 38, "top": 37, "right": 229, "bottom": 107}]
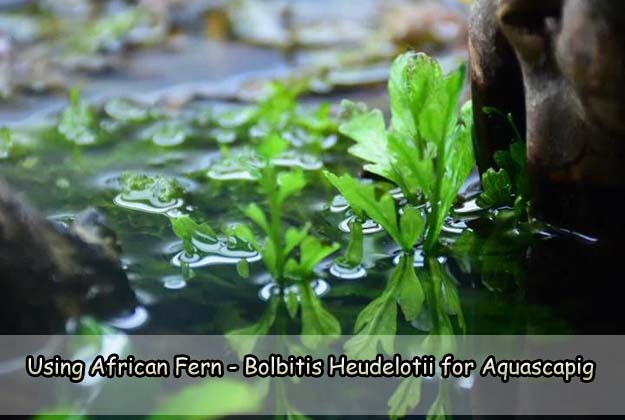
[
  {"left": 388, "top": 377, "right": 422, "bottom": 419},
  {"left": 227, "top": 298, "right": 279, "bottom": 358},
  {"left": 300, "top": 282, "right": 341, "bottom": 347},
  {"left": 150, "top": 378, "right": 263, "bottom": 418},
  {"left": 394, "top": 254, "right": 424, "bottom": 322}
]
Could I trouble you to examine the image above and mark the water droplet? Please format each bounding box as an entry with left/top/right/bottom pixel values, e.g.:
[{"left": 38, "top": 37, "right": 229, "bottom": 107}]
[
  {"left": 162, "top": 275, "right": 187, "bottom": 290},
  {"left": 108, "top": 306, "right": 149, "bottom": 330},
  {"left": 329, "top": 262, "right": 367, "bottom": 280},
  {"left": 339, "top": 215, "right": 382, "bottom": 234}
]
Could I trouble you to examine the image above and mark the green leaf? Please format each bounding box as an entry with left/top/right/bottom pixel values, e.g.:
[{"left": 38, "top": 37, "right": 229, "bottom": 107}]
[
  {"left": 150, "top": 379, "right": 263, "bottom": 418},
  {"left": 300, "top": 282, "right": 341, "bottom": 347},
  {"left": 227, "top": 298, "right": 279, "bottom": 358},
  {"left": 257, "top": 132, "right": 289, "bottom": 161},
  {"left": 478, "top": 168, "right": 513, "bottom": 208},
  {"left": 419, "top": 63, "right": 465, "bottom": 149},
  {"left": 399, "top": 207, "right": 425, "bottom": 251},
  {"left": 346, "top": 293, "right": 397, "bottom": 359},
  {"left": 425, "top": 100, "right": 475, "bottom": 251},
  {"left": 243, "top": 203, "right": 270, "bottom": 233},
  {"left": 389, "top": 52, "right": 441, "bottom": 143},
  {"left": 388, "top": 377, "right": 422, "bottom": 419},
  {"left": 286, "top": 236, "right": 339, "bottom": 279},
  {"left": 285, "top": 291, "right": 299, "bottom": 319},
  {"left": 340, "top": 109, "right": 417, "bottom": 197},
  {"left": 324, "top": 172, "right": 402, "bottom": 246},
  {"left": 339, "top": 219, "right": 364, "bottom": 267},
  {"left": 230, "top": 224, "right": 259, "bottom": 251},
  {"left": 284, "top": 225, "right": 311, "bottom": 256},
  {"left": 0, "top": 127, "right": 13, "bottom": 159},
  {"left": 58, "top": 88, "right": 98, "bottom": 145},
  {"left": 277, "top": 169, "right": 307, "bottom": 204},
  {"left": 394, "top": 254, "right": 425, "bottom": 322},
  {"left": 170, "top": 215, "right": 216, "bottom": 254},
  {"left": 493, "top": 141, "right": 529, "bottom": 199},
  {"left": 120, "top": 172, "right": 185, "bottom": 203},
  {"left": 236, "top": 259, "right": 250, "bottom": 279}
]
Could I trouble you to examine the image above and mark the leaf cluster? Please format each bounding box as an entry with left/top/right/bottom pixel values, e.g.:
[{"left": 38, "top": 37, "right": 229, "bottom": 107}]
[{"left": 339, "top": 52, "right": 475, "bottom": 251}]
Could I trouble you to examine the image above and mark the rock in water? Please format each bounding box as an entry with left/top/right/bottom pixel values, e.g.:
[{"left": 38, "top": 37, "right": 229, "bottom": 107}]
[{"left": 0, "top": 179, "right": 135, "bottom": 333}]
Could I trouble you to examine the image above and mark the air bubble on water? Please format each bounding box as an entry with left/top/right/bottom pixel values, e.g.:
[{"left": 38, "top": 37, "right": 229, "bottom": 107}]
[
  {"left": 258, "top": 279, "right": 330, "bottom": 302},
  {"left": 108, "top": 306, "right": 149, "bottom": 330},
  {"left": 162, "top": 275, "right": 187, "bottom": 290},
  {"left": 329, "top": 262, "right": 367, "bottom": 280},
  {"left": 339, "top": 215, "right": 382, "bottom": 234},
  {"left": 330, "top": 195, "right": 349, "bottom": 213}
]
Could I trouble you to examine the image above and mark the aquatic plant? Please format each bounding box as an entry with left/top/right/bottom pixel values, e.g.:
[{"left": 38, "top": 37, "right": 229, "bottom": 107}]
[
  {"left": 120, "top": 172, "right": 185, "bottom": 204},
  {"left": 0, "top": 128, "right": 13, "bottom": 159},
  {"left": 339, "top": 52, "right": 475, "bottom": 251},
  {"left": 228, "top": 134, "right": 341, "bottom": 345},
  {"left": 477, "top": 107, "right": 528, "bottom": 214},
  {"left": 58, "top": 88, "right": 99, "bottom": 146}
]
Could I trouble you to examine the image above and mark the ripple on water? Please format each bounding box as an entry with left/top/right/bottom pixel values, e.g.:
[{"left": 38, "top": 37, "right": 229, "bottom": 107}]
[
  {"left": 161, "top": 275, "right": 187, "bottom": 290},
  {"left": 108, "top": 306, "right": 149, "bottom": 330},
  {"left": 442, "top": 217, "right": 470, "bottom": 235},
  {"left": 114, "top": 192, "right": 184, "bottom": 214},
  {"left": 171, "top": 236, "right": 261, "bottom": 269},
  {"left": 330, "top": 195, "right": 349, "bottom": 213},
  {"left": 272, "top": 151, "right": 323, "bottom": 171},
  {"left": 329, "top": 262, "right": 367, "bottom": 280},
  {"left": 258, "top": 279, "right": 330, "bottom": 302},
  {"left": 453, "top": 197, "right": 485, "bottom": 217},
  {"left": 206, "top": 154, "right": 261, "bottom": 181},
  {"left": 392, "top": 249, "right": 447, "bottom": 267},
  {"left": 338, "top": 215, "right": 383, "bottom": 234}
]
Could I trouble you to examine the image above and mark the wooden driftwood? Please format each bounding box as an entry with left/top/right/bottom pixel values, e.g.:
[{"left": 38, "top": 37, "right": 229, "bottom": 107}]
[
  {"left": 469, "top": 0, "right": 625, "bottom": 237},
  {"left": 0, "top": 179, "right": 135, "bottom": 333}
]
